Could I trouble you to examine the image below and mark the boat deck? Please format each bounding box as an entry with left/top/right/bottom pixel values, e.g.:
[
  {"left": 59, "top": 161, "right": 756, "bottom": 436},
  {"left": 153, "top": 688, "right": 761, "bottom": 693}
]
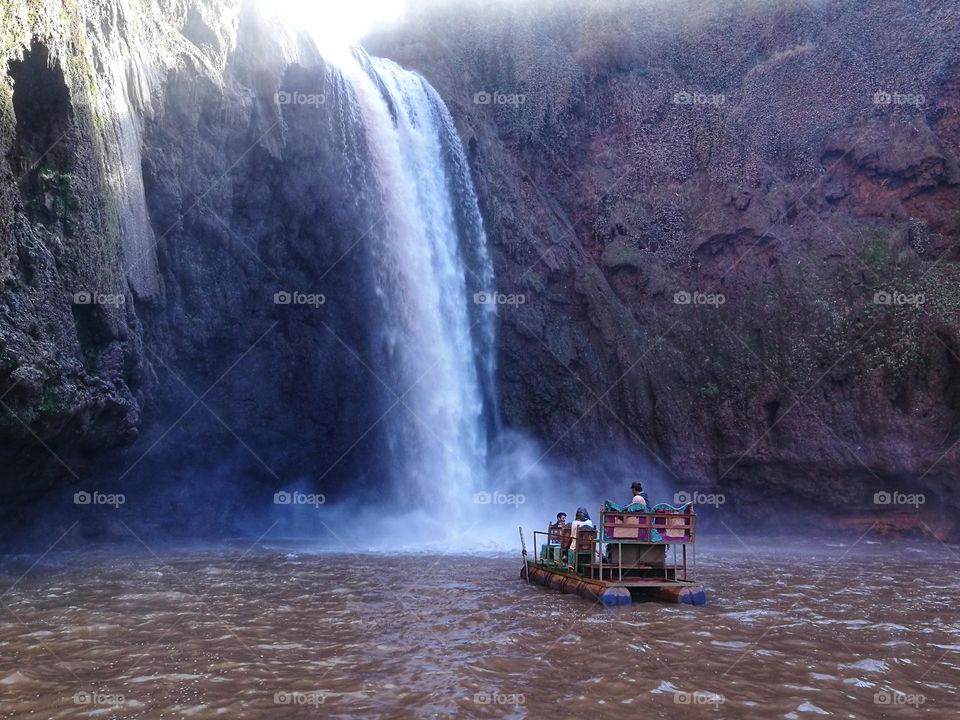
[{"left": 522, "top": 503, "right": 706, "bottom": 605}]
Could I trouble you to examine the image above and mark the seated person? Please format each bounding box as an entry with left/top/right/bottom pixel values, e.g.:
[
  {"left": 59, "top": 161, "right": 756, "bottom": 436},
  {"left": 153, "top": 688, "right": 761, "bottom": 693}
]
[
  {"left": 630, "top": 481, "right": 649, "bottom": 509},
  {"left": 570, "top": 507, "right": 594, "bottom": 538},
  {"left": 570, "top": 508, "right": 596, "bottom": 568},
  {"left": 548, "top": 512, "right": 567, "bottom": 545}
]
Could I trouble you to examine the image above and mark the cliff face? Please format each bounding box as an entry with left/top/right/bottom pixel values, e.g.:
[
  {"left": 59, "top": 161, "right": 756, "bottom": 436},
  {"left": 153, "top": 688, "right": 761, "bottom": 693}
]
[
  {"left": 0, "top": 3, "right": 146, "bottom": 505},
  {"left": 0, "top": 1, "right": 395, "bottom": 533},
  {"left": 370, "top": 0, "right": 960, "bottom": 534},
  {"left": 1, "top": 0, "right": 958, "bottom": 539}
]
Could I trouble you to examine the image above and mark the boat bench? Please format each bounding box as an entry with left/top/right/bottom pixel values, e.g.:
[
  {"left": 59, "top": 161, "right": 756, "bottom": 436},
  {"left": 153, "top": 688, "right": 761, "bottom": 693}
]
[{"left": 601, "top": 503, "right": 694, "bottom": 543}]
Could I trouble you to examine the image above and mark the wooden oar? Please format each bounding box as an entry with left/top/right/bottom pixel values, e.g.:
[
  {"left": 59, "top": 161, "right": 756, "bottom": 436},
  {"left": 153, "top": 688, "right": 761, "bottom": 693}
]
[{"left": 519, "top": 526, "right": 531, "bottom": 583}]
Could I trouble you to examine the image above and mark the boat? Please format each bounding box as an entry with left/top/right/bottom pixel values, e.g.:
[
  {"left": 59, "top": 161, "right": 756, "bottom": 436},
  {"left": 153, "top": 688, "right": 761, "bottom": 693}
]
[{"left": 520, "top": 500, "right": 706, "bottom": 605}]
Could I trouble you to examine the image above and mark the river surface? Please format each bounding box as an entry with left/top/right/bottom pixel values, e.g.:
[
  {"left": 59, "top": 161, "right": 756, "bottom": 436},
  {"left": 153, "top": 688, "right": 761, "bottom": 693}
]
[{"left": 0, "top": 538, "right": 957, "bottom": 718}]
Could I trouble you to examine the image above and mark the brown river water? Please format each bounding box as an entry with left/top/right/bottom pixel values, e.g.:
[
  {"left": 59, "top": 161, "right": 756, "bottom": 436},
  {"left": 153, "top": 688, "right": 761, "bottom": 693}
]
[{"left": 0, "top": 538, "right": 957, "bottom": 719}]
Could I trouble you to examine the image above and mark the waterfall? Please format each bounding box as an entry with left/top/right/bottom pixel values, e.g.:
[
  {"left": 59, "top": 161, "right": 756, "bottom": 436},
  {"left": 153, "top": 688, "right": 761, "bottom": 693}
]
[{"left": 328, "top": 50, "right": 498, "bottom": 527}]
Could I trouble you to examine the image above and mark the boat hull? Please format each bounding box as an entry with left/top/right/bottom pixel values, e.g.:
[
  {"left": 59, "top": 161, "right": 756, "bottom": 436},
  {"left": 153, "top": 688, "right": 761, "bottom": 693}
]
[{"left": 521, "top": 562, "right": 706, "bottom": 606}]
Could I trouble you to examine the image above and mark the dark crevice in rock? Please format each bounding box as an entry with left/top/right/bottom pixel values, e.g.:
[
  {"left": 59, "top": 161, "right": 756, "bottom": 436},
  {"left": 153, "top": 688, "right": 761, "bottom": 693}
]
[
  {"left": 936, "top": 331, "right": 960, "bottom": 445},
  {"left": 6, "top": 42, "right": 76, "bottom": 232},
  {"left": 764, "top": 399, "right": 781, "bottom": 430}
]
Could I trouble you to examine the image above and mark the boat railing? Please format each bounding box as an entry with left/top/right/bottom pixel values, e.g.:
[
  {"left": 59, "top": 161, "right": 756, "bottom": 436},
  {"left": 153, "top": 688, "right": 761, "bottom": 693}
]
[
  {"left": 601, "top": 506, "right": 696, "bottom": 544},
  {"left": 530, "top": 505, "right": 697, "bottom": 585}
]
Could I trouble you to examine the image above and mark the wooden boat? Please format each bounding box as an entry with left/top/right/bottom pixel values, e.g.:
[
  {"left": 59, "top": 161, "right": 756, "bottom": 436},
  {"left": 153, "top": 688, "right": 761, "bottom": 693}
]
[{"left": 520, "top": 501, "right": 706, "bottom": 606}]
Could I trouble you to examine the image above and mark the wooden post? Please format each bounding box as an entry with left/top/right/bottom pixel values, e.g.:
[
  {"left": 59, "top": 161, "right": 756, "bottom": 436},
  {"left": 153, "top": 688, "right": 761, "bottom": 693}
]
[{"left": 519, "top": 527, "right": 531, "bottom": 583}]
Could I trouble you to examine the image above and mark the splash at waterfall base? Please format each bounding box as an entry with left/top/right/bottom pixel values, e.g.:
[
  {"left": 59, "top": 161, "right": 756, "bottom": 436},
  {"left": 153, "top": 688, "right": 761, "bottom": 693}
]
[{"left": 520, "top": 502, "right": 707, "bottom": 606}]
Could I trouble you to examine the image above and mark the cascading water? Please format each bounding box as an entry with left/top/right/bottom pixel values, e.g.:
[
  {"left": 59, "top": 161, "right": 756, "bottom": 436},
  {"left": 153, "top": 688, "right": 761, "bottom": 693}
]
[
  {"left": 267, "top": 35, "right": 571, "bottom": 549},
  {"left": 326, "top": 49, "right": 499, "bottom": 535}
]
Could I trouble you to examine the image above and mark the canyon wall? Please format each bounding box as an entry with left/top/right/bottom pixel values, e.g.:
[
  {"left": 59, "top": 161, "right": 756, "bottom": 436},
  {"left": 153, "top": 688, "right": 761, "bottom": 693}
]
[
  {"left": 0, "top": 0, "right": 399, "bottom": 536},
  {"left": 1, "top": 0, "right": 958, "bottom": 539},
  {"left": 370, "top": 0, "right": 960, "bottom": 535}
]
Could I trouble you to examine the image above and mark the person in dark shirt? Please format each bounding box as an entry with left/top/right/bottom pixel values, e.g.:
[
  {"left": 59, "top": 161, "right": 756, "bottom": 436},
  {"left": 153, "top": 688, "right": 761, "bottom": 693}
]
[{"left": 549, "top": 512, "right": 567, "bottom": 545}]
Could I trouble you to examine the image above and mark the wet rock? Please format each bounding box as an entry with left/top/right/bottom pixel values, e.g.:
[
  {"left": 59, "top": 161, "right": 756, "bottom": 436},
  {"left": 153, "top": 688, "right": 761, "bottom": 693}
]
[{"left": 370, "top": 0, "right": 960, "bottom": 536}]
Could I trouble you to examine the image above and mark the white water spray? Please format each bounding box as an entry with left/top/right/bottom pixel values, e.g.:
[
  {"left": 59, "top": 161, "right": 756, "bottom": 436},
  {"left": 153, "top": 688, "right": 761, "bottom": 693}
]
[{"left": 333, "top": 51, "right": 498, "bottom": 537}]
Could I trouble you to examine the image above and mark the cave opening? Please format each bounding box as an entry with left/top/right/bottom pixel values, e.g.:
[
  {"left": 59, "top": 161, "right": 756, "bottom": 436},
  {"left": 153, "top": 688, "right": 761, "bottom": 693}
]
[{"left": 6, "top": 40, "right": 76, "bottom": 229}]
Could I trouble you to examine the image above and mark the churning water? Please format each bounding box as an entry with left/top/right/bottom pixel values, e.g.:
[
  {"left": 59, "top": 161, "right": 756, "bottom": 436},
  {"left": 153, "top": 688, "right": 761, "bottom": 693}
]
[{"left": 1, "top": 538, "right": 957, "bottom": 718}]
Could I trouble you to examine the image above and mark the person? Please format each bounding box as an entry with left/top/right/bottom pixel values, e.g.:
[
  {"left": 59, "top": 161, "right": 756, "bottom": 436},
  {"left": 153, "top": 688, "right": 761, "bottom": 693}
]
[
  {"left": 548, "top": 512, "right": 567, "bottom": 546},
  {"left": 569, "top": 507, "right": 595, "bottom": 570},
  {"left": 630, "top": 482, "right": 649, "bottom": 508},
  {"left": 570, "top": 507, "right": 593, "bottom": 537}
]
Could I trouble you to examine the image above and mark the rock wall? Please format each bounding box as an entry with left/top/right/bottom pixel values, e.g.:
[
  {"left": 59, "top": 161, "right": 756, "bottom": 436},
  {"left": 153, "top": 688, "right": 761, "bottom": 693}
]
[
  {"left": 0, "top": 0, "right": 391, "bottom": 535},
  {"left": 369, "top": 0, "right": 960, "bottom": 535},
  {"left": 1, "top": 0, "right": 958, "bottom": 539},
  {"left": 0, "top": 1, "right": 147, "bottom": 507}
]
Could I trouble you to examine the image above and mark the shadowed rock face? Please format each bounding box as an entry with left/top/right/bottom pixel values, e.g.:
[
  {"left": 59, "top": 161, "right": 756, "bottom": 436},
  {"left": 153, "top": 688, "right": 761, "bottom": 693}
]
[
  {"left": 111, "top": 46, "right": 393, "bottom": 534},
  {"left": 368, "top": 0, "right": 960, "bottom": 536},
  {"left": 0, "top": 2, "right": 394, "bottom": 537},
  {"left": 0, "top": 37, "right": 143, "bottom": 507},
  {"left": 0, "top": 0, "right": 958, "bottom": 540}
]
